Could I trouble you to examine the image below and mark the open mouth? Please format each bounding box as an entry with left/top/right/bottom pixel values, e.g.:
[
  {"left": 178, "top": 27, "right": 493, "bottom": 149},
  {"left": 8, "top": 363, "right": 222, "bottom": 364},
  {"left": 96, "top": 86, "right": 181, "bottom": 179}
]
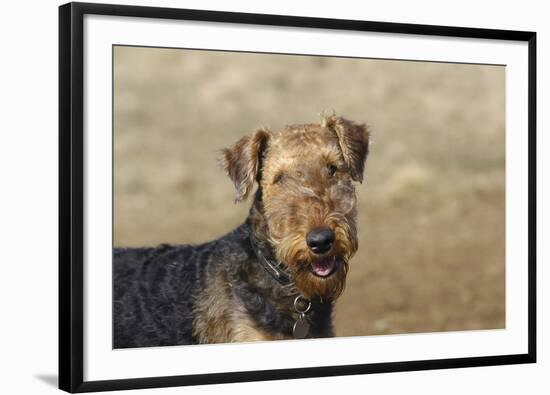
[{"left": 310, "top": 256, "right": 339, "bottom": 277}]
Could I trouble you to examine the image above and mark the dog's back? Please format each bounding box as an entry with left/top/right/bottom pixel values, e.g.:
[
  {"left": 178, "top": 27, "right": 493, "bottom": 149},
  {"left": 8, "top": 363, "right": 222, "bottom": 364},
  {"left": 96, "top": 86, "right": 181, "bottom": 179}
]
[{"left": 113, "top": 244, "right": 200, "bottom": 348}]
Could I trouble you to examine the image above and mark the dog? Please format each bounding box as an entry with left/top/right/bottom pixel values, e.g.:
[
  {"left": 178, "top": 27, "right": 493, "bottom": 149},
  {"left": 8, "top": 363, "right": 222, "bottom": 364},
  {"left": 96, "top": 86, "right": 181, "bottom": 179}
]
[{"left": 113, "top": 115, "right": 370, "bottom": 347}]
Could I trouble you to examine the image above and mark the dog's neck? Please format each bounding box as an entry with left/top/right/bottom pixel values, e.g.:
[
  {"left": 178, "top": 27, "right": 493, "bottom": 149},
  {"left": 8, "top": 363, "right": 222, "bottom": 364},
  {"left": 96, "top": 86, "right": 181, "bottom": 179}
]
[
  {"left": 241, "top": 190, "right": 335, "bottom": 339},
  {"left": 246, "top": 190, "right": 293, "bottom": 286}
]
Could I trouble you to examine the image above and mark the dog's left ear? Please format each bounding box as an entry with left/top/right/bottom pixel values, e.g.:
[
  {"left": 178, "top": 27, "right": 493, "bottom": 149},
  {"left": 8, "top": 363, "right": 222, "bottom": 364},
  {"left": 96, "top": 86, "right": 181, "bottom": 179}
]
[
  {"left": 222, "top": 128, "right": 270, "bottom": 202},
  {"left": 324, "top": 116, "right": 370, "bottom": 183}
]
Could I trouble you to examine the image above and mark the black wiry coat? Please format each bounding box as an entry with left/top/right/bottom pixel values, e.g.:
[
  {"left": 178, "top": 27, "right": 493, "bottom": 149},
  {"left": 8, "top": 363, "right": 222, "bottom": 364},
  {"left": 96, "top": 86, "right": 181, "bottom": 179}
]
[{"left": 113, "top": 218, "right": 333, "bottom": 348}]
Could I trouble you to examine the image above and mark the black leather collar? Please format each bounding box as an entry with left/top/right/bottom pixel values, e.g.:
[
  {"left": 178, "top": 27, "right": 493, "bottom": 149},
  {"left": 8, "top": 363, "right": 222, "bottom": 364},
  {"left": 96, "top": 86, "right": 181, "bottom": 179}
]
[{"left": 250, "top": 237, "right": 293, "bottom": 286}]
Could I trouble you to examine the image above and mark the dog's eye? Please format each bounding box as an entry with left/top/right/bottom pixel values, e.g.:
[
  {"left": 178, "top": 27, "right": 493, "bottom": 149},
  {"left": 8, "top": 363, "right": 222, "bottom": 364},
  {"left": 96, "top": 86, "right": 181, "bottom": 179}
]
[
  {"left": 327, "top": 164, "right": 338, "bottom": 177},
  {"left": 273, "top": 172, "right": 285, "bottom": 184}
]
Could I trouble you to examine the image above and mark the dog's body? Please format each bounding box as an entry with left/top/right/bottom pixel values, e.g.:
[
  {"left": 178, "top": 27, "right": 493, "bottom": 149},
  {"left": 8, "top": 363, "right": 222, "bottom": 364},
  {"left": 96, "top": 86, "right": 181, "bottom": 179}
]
[
  {"left": 114, "top": 115, "right": 369, "bottom": 348},
  {"left": 114, "top": 217, "right": 333, "bottom": 348}
]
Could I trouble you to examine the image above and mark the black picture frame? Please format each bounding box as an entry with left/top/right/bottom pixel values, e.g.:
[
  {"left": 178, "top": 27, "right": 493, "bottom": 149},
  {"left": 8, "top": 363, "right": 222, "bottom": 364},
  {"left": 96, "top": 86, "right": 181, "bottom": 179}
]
[{"left": 59, "top": 2, "right": 537, "bottom": 393}]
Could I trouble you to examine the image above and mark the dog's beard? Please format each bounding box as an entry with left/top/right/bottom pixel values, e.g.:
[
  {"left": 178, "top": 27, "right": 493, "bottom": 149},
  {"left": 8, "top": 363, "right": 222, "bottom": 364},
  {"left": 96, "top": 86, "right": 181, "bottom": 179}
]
[
  {"left": 273, "top": 227, "right": 356, "bottom": 300},
  {"left": 292, "top": 257, "right": 349, "bottom": 300}
]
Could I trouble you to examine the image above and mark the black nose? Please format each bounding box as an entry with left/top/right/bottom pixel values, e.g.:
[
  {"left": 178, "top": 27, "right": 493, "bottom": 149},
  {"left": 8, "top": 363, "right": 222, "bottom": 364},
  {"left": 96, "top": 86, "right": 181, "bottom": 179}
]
[{"left": 306, "top": 228, "right": 335, "bottom": 255}]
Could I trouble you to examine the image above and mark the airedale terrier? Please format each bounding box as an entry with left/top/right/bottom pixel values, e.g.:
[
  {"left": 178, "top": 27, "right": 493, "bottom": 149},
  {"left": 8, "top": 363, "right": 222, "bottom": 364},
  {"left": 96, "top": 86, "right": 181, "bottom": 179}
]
[{"left": 113, "top": 115, "right": 370, "bottom": 348}]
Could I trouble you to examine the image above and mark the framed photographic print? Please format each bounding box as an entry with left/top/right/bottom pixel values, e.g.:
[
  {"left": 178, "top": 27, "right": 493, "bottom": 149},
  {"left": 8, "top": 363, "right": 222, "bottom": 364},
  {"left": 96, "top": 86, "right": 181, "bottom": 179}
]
[{"left": 59, "top": 2, "right": 536, "bottom": 392}]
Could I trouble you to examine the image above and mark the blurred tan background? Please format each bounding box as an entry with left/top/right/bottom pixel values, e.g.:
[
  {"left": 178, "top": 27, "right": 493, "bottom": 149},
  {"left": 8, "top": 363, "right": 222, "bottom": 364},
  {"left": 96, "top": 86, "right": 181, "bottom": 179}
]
[{"left": 114, "top": 46, "right": 505, "bottom": 337}]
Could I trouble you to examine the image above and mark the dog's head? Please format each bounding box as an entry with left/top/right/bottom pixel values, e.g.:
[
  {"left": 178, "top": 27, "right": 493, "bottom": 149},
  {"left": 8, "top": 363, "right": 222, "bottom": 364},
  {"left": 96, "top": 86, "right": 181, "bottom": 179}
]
[{"left": 222, "top": 115, "right": 370, "bottom": 299}]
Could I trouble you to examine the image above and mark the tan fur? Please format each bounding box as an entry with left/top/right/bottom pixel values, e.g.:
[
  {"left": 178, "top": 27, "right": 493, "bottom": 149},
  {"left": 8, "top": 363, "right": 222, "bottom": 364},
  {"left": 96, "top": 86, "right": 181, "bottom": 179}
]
[{"left": 192, "top": 271, "right": 287, "bottom": 343}]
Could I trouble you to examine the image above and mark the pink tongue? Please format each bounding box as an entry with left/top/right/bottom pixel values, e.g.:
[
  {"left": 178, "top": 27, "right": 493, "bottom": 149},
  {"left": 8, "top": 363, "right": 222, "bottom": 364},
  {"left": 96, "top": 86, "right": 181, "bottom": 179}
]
[{"left": 311, "top": 257, "right": 336, "bottom": 277}]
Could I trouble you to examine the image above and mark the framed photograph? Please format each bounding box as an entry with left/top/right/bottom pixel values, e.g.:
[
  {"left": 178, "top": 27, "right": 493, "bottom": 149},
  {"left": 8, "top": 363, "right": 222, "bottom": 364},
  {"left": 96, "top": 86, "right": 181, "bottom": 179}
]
[{"left": 59, "top": 2, "right": 536, "bottom": 392}]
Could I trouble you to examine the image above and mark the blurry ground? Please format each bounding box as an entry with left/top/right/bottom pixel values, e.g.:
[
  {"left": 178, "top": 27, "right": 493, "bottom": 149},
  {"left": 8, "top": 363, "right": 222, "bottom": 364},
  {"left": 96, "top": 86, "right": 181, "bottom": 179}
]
[{"left": 114, "top": 46, "right": 505, "bottom": 337}]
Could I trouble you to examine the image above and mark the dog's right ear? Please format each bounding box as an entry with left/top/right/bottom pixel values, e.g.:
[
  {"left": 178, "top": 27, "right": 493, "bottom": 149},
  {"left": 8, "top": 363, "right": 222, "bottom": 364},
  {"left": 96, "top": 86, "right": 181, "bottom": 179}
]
[{"left": 221, "top": 128, "right": 270, "bottom": 202}]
